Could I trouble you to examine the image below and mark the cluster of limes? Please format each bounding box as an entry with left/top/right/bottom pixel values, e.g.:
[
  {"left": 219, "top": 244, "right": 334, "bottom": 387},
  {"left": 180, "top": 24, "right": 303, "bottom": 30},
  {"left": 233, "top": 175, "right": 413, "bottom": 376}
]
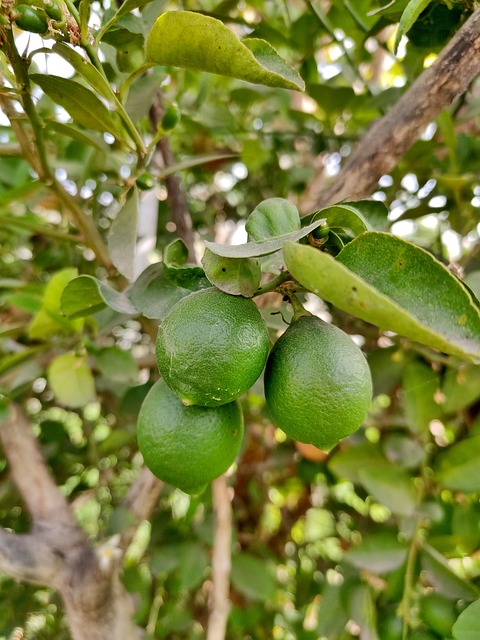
[
  {"left": 11, "top": 0, "right": 66, "bottom": 36},
  {"left": 137, "top": 286, "right": 372, "bottom": 493}
]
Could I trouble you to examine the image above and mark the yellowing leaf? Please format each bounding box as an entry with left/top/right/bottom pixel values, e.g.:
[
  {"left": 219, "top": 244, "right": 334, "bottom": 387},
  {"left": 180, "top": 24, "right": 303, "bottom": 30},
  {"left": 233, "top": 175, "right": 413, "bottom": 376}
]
[
  {"left": 48, "top": 353, "right": 96, "bottom": 408},
  {"left": 146, "top": 11, "right": 305, "bottom": 91}
]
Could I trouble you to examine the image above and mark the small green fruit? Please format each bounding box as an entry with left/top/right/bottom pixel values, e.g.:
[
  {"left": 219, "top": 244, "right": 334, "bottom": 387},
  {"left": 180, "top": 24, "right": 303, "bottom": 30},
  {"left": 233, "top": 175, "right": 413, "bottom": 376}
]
[{"left": 15, "top": 4, "right": 49, "bottom": 34}]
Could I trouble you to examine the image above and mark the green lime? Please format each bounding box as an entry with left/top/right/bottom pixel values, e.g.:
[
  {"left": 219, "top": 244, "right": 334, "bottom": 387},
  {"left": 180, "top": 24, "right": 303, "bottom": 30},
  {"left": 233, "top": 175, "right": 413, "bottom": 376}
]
[
  {"left": 155, "top": 287, "right": 270, "bottom": 407},
  {"left": 15, "top": 4, "right": 49, "bottom": 34},
  {"left": 264, "top": 315, "right": 372, "bottom": 450},
  {"left": 137, "top": 379, "right": 244, "bottom": 494}
]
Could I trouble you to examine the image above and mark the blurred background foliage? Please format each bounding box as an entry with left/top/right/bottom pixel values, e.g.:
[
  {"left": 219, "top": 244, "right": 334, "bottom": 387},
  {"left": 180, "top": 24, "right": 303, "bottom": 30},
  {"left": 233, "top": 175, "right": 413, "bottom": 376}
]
[{"left": 1, "top": 0, "right": 480, "bottom": 638}]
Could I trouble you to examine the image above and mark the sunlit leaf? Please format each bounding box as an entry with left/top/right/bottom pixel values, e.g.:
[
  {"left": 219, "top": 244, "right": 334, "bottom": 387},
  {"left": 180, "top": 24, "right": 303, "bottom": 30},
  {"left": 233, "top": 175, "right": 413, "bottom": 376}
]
[
  {"left": 48, "top": 353, "right": 96, "bottom": 408},
  {"left": 245, "top": 197, "right": 300, "bottom": 241},
  {"left": 61, "top": 275, "right": 138, "bottom": 318},
  {"left": 146, "top": 11, "right": 305, "bottom": 91},
  {"left": 205, "top": 218, "right": 325, "bottom": 258},
  {"left": 284, "top": 235, "right": 480, "bottom": 361}
]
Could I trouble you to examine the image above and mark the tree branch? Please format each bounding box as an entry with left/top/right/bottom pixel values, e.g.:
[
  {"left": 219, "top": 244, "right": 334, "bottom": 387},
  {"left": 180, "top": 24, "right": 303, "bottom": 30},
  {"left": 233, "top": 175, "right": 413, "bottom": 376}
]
[
  {"left": 207, "top": 475, "right": 232, "bottom": 640},
  {"left": 149, "top": 91, "right": 196, "bottom": 262},
  {"left": 118, "top": 466, "right": 163, "bottom": 553},
  {"left": 300, "top": 8, "right": 480, "bottom": 211},
  {"left": 0, "top": 405, "right": 75, "bottom": 525},
  {"left": 0, "top": 527, "right": 62, "bottom": 584}
]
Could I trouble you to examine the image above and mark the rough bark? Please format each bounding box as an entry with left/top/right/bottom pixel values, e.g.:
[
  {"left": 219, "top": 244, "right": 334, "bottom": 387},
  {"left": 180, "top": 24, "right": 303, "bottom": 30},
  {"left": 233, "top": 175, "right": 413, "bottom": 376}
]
[
  {"left": 0, "top": 405, "right": 142, "bottom": 640},
  {"left": 300, "top": 8, "right": 480, "bottom": 212}
]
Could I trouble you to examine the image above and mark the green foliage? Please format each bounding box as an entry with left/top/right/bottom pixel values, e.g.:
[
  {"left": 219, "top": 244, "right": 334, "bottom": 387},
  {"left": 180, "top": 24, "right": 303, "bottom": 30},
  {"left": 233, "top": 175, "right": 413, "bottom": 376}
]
[{"left": 2, "top": 0, "right": 480, "bottom": 637}]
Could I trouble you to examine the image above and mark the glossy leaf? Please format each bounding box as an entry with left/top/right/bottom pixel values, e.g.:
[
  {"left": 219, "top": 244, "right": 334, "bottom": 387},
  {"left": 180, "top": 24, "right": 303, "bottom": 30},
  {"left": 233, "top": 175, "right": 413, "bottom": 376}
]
[
  {"left": 108, "top": 187, "right": 139, "bottom": 282},
  {"left": 48, "top": 353, "right": 96, "bottom": 408},
  {"left": 452, "top": 599, "right": 480, "bottom": 640},
  {"left": 435, "top": 436, "right": 480, "bottom": 492},
  {"left": 245, "top": 198, "right": 300, "bottom": 242},
  {"left": 146, "top": 11, "right": 305, "bottom": 91},
  {"left": 283, "top": 235, "right": 480, "bottom": 361},
  {"left": 394, "top": 0, "right": 432, "bottom": 53},
  {"left": 30, "top": 75, "right": 126, "bottom": 141},
  {"left": 202, "top": 248, "right": 261, "bottom": 297},
  {"left": 205, "top": 218, "right": 325, "bottom": 258},
  {"left": 346, "top": 533, "right": 408, "bottom": 573}
]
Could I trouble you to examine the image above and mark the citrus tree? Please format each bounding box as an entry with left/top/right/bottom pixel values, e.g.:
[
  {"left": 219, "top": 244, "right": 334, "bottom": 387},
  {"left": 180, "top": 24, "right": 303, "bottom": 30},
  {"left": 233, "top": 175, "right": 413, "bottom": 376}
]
[{"left": 1, "top": 1, "right": 480, "bottom": 639}]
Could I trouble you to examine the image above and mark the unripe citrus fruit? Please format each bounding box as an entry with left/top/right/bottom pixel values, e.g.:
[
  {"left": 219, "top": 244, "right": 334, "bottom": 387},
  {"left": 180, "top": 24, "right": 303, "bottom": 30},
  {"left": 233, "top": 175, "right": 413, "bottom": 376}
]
[
  {"left": 264, "top": 315, "right": 372, "bottom": 450},
  {"left": 156, "top": 287, "right": 270, "bottom": 406},
  {"left": 137, "top": 379, "right": 244, "bottom": 494}
]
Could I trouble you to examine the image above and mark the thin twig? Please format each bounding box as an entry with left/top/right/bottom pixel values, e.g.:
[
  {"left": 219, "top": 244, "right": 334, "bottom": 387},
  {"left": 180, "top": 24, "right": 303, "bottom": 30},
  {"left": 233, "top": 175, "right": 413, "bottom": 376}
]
[
  {"left": 149, "top": 91, "right": 196, "bottom": 262},
  {"left": 207, "top": 475, "right": 233, "bottom": 640}
]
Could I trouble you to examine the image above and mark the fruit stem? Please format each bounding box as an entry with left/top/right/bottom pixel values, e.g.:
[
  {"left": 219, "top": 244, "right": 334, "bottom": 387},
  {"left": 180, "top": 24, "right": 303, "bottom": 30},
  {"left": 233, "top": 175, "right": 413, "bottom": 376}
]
[{"left": 287, "top": 294, "right": 312, "bottom": 323}]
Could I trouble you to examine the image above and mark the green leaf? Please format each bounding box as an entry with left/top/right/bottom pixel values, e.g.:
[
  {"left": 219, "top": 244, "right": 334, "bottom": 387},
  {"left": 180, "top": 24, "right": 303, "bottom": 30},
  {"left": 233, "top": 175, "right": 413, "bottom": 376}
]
[
  {"left": 283, "top": 234, "right": 480, "bottom": 361},
  {"left": 28, "top": 268, "right": 84, "bottom": 339},
  {"left": 205, "top": 218, "right": 325, "bottom": 258},
  {"left": 328, "top": 443, "right": 390, "bottom": 484},
  {"left": 394, "top": 0, "right": 433, "bottom": 53},
  {"left": 420, "top": 544, "right": 480, "bottom": 600},
  {"left": 162, "top": 239, "right": 210, "bottom": 290},
  {"left": 48, "top": 353, "right": 96, "bottom": 408},
  {"left": 127, "top": 263, "right": 193, "bottom": 319},
  {"left": 435, "top": 436, "right": 480, "bottom": 492},
  {"left": 453, "top": 599, "right": 480, "bottom": 640},
  {"left": 312, "top": 202, "right": 377, "bottom": 236},
  {"left": 52, "top": 43, "right": 116, "bottom": 102},
  {"left": 29, "top": 74, "right": 126, "bottom": 141},
  {"left": 115, "top": 0, "right": 157, "bottom": 20},
  {"left": 146, "top": 11, "right": 305, "bottom": 91},
  {"left": 358, "top": 465, "right": 417, "bottom": 517},
  {"left": 231, "top": 554, "right": 276, "bottom": 601},
  {"left": 45, "top": 121, "right": 109, "bottom": 154},
  {"left": 202, "top": 248, "right": 261, "bottom": 297},
  {"left": 96, "top": 346, "right": 138, "bottom": 382},
  {"left": 346, "top": 533, "right": 408, "bottom": 573},
  {"left": 403, "top": 359, "right": 441, "bottom": 432},
  {"left": 245, "top": 198, "right": 300, "bottom": 242},
  {"left": 440, "top": 364, "right": 480, "bottom": 414},
  {"left": 177, "top": 543, "right": 209, "bottom": 591},
  {"left": 108, "top": 187, "right": 138, "bottom": 282},
  {"left": 61, "top": 275, "right": 138, "bottom": 318}
]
